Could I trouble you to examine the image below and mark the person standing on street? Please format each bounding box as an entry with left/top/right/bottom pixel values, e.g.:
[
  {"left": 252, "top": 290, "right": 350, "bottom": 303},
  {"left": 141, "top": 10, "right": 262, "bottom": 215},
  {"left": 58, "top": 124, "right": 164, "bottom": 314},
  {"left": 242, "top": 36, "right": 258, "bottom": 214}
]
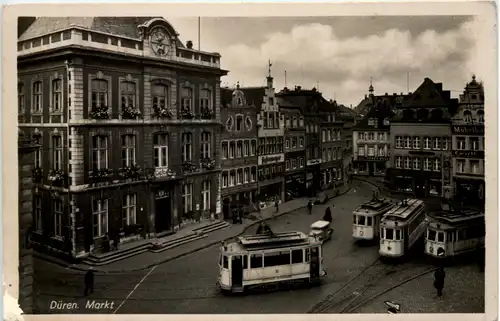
[
  {"left": 275, "top": 197, "right": 280, "bottom": 213},
  {"left": 84, "top": 268, "right": 95, "bottom": 297},
  {"left": 307, "top": 200, "right": 313, "bottom": 215},
  {"left": 433, "top": 266, "right": 446, "bottom": 297},
  {"left": 323, "top": 206, "right": 332, "bottom": 222}
]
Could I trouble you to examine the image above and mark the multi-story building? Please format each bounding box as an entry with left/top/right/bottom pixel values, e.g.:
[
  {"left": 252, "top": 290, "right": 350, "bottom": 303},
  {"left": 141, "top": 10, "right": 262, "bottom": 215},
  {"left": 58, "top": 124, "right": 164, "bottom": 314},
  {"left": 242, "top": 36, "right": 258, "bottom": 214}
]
[
  {"left": 337, "top": 104, "right": 357, "bottom": 184},
  {"left": 18, "top": 17, "right": 227, "bottom": 258},
  {"left": 387, "top": 78, "right": 458, "bottom": 197},
  {"left": 277, "top": 87, "right": 307, "bottom": 199},
  {"left": 451, "top": 75, "right": 485, "bottom": 208},
  {"left": 255, "top": 70, "right": 285, "bottom": 206},
  {"left": 352, "top": 99, "right": 394, "bottom": 176},
  {"left": 18, "top": 131, "right": 39, "bottom": 314},
  {"left": 319, "top": 101, "right": 344, "bottom": 189},
  {"left": 219, "top": 84, "right": 258, "bottom": 218}
]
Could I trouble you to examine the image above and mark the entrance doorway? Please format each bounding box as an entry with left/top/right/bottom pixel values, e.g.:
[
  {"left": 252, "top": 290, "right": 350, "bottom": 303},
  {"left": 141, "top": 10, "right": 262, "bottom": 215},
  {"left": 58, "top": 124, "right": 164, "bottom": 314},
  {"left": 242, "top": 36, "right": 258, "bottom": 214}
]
[{"left": 155, "top": 197, "right": 171, "bottom": 233}]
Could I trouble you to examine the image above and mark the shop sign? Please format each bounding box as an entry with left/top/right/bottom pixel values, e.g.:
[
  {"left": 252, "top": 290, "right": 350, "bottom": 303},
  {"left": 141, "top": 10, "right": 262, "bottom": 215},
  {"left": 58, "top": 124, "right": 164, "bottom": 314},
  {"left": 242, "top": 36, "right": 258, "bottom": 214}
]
[
  {"left": 156, "top": 189, "right": 170, "bottom": 199},
  {"left": 258, "top": 154, "right": 284, "bottom": 165},
  {"left": 357, "top": 156, "right": 389, "bottom": 161},
  {"left": 452, "top": 125, "right": 484, "bottom": 135},
  {"left": 307, "top": 159, "right": 322, "bottom": 166},
  {"left": 452, "top": 150, "right": 484, "bottom": 158}
]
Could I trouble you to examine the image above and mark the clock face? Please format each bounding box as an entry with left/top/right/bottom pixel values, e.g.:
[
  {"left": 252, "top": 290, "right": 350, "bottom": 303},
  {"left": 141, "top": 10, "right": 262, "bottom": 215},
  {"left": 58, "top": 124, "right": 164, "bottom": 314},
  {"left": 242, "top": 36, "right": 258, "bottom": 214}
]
[{"left": 150, "top": 28, "right": 170, "bottom": 56}]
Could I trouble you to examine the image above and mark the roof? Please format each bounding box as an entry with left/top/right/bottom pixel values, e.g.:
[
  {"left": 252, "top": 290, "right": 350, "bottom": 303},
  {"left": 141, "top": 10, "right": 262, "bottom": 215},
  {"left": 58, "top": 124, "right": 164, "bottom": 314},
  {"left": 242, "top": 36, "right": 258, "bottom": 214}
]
[
  {"left": 354, "top": 93, "right": 407, "bottom": 115},
  {"left": 427, "top": 209, "right": 484, "bottom": 225},
  {"left": 392, "top": 78, "right": 458, "bottom": 122},
  {"left": 355, "top": 198, "right": 395, "bottom": 214},
  {"left": 220, "top": 86, "right": 265, "bottom": 109},
  {"left": 18, "top": 17, "right": 189, "bottom": 46},
  {"left": 277, "top": 87, "right": 333, "bottom": 114},
  {"left": 353, "top": 98, "right": 395, "bottom": 130},
  {"left": 383, "top": 199, "right": 425, "bottom": 221},
  {"left": 311, "top": 220, "right": 330, "bottom": 229}
]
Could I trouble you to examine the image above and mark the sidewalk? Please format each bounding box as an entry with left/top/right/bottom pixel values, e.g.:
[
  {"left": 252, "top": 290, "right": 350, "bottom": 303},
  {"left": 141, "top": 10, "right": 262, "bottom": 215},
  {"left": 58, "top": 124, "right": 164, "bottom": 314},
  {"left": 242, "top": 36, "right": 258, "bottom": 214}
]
[{"left": 35, "top": 183, "right": 353, "bottom": 274}]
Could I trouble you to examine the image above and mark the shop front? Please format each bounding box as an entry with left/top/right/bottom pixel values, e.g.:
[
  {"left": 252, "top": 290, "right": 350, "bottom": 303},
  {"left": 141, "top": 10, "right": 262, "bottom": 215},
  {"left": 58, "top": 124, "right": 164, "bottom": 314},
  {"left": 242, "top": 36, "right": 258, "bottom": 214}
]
[
  {"left": 389, "top": 168, "right": 442, "bottom": 197},
  {"left": 354, "top": 156, "right": 388, "bottom": 176},
  {"left": 454, "top": 177, "right": 485, "bottom": 210},
  {"left": 285, "top": 172, "right": 306, "bottom": 200},
  {"left": 152, "top": 184, "right": 175, "bottom": 235}
]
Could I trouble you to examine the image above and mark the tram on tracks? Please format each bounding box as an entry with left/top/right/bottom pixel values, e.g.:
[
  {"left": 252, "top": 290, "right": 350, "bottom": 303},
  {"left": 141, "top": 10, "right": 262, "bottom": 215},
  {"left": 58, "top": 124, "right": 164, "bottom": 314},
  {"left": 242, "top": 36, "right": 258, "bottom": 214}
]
[
  {"left": 424, "top": 209, "right": 485, "bottom": 259},
  {"left": 217, "top": 230, "right": 326, "bottom": 294},
  {"left": 379, "top": 198, "right": 426, "bottom": 259},
  {"left": 352, "top": 190, "right": 396, "bottom": 242}
]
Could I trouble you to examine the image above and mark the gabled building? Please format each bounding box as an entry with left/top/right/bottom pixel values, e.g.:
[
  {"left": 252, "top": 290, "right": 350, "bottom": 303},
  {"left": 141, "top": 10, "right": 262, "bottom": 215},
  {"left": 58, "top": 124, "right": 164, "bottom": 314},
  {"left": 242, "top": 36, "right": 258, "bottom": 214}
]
[
  {"left": 319, "top": 100, "right": 344, "bottom": 190},
  {"left": 337, "top": 104, "right": 357, "bottom": 184},
  {"left": 451, "top": 75, "right": 485, "bottom": 208},
  {"left": 387, "top": 78, "right": 458, "bottom": 197},
  {"left": 18, "top": 17, "right": 227, "bottom": 259},
  {"left": 219, "top": 84, "right": 259, "bottom": 218}
]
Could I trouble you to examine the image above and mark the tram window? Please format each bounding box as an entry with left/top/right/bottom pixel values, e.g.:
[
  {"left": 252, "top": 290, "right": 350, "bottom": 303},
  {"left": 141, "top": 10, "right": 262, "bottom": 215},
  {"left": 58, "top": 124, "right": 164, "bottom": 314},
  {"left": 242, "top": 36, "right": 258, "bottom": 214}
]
[
  {"left": 264, "top": 251, "right": 291, "bottom": 267},
  {"left": 457, "top": 229, "right": 467, "bottom": 241},
  {"left": 250, "top": 254, "right": 263, "bottom": 268},
  {"left": 385, "top": 228, "right": 394, "bottom": 240},
  {"left": 223, "top": 255, "right": 228, "bottom": 269},
  {"left": 447, "top": 231, "right": 454, "bottom": 242},
  {"left": 243, "top": 255, "right": 248, "bottom": 269},
  {"left": 305, "top": 248, "right": 310, "bottom": 262},
  {"left": 437, "top": 232, "right": 445, "bottom": 242},
  {"left": 428, "top": 230, "right": 436, "bottom": 241},
  {"left": 353, "top": 215, "right": 357, "bottom": 224},
  {"left": 291, "top": 249, "right": 303, "bottom": 264},
  {"left": 218, "top": 253, "right": 222, "bottom": 266},
  {"left": 367, "top": 216, "right": 373, "bottom": 226},
  {"left": 395, "top": 229, "right": 401, "bottom": 240},
  {"left": 358, "top": 215, "right": 366, "bottom": 225}
]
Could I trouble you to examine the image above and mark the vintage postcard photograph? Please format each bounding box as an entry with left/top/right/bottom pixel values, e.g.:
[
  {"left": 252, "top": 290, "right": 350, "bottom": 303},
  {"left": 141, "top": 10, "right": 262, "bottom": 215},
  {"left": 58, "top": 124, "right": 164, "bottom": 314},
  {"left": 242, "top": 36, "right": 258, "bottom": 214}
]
[{"left": 3, "top": 1, "right": 497, "bottom": 320}]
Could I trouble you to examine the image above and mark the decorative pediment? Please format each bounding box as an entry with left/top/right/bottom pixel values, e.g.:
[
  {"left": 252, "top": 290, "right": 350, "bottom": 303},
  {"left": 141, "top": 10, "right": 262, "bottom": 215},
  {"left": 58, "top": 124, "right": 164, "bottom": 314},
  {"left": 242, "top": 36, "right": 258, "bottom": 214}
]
[
  {"left": 96, "top": 71, "right": 105, "bottom": 79},
  {"left": 183, "top": 81, "right": 191, "bottom": 87},
  {"left": 53, "top": 71, "right": 63, "bottom": 79},
  {"left": 52, "top": 128, "right": 59, "bottom": 134},
  {"left": 202, "top": 83, "right": 210, "bottom": 89},
  {"left": 126, "top": 74, "right": 133, "bottom": 82},
  {"left": 33, "top": 74, "right": 39, "bottom": 81}
]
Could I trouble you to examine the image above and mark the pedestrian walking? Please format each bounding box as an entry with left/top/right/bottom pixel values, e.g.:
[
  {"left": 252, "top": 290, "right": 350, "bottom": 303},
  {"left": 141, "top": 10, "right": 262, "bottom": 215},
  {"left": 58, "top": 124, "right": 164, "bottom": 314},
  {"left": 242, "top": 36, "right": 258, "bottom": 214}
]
[
  {"left": 323, "top": 207, "right": 332, "bottom": 222},
  {"left": 307, "top": 200, "right": 313, "bottom": 215},
  {"left": 433, "top": 266, "right": 446, "bottom": 297},
  {"left": 84, "top": 268, "right": 95, "bottom": 297}
]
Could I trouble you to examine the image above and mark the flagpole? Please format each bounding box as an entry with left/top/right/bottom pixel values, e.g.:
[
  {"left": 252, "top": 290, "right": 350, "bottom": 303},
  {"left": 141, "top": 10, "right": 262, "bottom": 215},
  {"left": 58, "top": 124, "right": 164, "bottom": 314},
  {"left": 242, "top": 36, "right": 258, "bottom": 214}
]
[
  {"left": 198, "top": 17, "right": 201, "bottom": 51},
  {"left": 285, "top": 70, "right": 287, "bottom": 87}
]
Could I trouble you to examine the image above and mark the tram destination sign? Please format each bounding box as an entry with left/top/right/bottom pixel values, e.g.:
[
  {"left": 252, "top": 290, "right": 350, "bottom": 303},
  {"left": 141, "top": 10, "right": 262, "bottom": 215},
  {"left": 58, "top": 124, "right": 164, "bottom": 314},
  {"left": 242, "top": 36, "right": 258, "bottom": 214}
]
[
  {"left": 452, "top": 150, "right": 484, "bottom": 158},
  {"left": 452, "top": 125, "right": 484, "bottom": 135}
]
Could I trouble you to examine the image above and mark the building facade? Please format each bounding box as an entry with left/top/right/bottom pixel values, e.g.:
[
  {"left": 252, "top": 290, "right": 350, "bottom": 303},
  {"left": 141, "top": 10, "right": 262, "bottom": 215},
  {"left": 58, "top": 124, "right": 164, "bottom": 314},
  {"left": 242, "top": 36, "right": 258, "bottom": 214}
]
[
  {"left": 319, "top": 101, "right": 344, "bottom": 190},
  {"left": 337, "top": 104, "right": 356, "bottom": 184},
  {"left": 451, "top": 75, "right": 485, "bottom": 209},
  {"left": 220, "top": 84, "right": 258, "bottom": 218},
  {"left": 18, "top": 131, "right": 39, "bottom": 314},
  {"left": 277, "top": 87, "right": 307, "bottom": 200},
  {"left": 387, "top": 78, "right": 457, "bottom": 197},
  {"left": 18, "top": 17, "right": 227, "bottom": 258}
]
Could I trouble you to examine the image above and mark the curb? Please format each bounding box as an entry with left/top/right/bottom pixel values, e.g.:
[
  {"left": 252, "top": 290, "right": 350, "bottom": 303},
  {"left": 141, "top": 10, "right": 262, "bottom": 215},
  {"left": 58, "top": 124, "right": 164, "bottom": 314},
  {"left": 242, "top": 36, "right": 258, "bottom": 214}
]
[{"left": 36, "top": 183, "right": 358, "bottom": 274}]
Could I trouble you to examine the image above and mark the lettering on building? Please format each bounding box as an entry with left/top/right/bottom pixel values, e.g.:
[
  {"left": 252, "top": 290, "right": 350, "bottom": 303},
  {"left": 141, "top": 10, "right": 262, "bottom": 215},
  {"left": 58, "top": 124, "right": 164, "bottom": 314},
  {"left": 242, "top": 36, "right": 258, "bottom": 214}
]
[
  {"left": 156, "top": 189, "right": 169, "bottom": 200},
  {"left": 452, "top": 126, "right": 484, "bottom": 135},
  {"left": 452, "top": 150, "right": 484, "bottom": 158},
  {"left": 357, "top": 156, "right": 389, "bottom": 161}
]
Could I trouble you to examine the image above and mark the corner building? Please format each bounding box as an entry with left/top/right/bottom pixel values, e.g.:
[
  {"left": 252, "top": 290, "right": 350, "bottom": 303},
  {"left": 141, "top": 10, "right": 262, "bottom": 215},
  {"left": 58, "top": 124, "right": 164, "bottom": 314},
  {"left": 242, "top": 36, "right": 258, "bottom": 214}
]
[
  {"left": 451, "top": 75, "right": 485, "bottom": 209},
  {"left": 387, "top": 78, "right": 457, "bottom": 197},
  {"left": 18, "top": 17, "right": 227, "bottom": 258}
]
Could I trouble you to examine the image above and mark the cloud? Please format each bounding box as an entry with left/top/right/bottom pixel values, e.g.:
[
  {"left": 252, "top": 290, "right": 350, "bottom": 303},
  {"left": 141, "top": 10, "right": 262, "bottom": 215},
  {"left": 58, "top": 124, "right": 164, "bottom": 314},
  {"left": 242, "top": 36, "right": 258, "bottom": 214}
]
[{"left": 220, "top": 17, "right": 482, "bottom": 106}]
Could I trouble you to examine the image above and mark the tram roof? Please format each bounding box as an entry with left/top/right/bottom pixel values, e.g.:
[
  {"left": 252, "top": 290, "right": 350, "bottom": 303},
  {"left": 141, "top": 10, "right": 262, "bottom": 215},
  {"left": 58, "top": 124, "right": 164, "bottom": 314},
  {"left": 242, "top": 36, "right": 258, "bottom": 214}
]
[
  {"left": 228, "top": 231, "right": 316, "bottom": 252},
  {"left": 427, "top": 209, "right": 484, "bottom": 225},
  {"left": 383, "top": 199, "right": 424, "bottom": 221},
  {"left": 354, "top": 198, "right": 394, "bottom": 214}
]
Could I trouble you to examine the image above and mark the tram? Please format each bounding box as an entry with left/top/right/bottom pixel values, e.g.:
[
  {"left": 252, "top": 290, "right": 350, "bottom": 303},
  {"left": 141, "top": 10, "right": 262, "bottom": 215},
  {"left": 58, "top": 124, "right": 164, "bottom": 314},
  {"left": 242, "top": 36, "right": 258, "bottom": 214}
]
[
  {"left": 379, "top": 198, "right": 426, "bottom": 259},
  {"left": 352, "top": 190, "right": 396, "bottom": 242},
  {"left": 424, "top": 209, "right": 485, "bottom": 259},
  {"left": 217, "top": 230, "right": 326, "bottom": 293}
]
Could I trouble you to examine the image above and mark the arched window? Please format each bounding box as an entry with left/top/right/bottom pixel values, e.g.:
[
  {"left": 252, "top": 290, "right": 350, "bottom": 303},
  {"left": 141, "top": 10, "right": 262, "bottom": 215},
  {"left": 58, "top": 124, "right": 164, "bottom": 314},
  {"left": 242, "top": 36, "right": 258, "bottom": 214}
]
[
  {"left": 152, "top": 84, "right": 169, "bottom": 111},
  {"left": 91, "top": 79, "right": 108, "bottom": 108},
  {"left": 120, "top": 81, "right": 136, "bottom": 108},
  {"left": 463, "top": 110, "right": 473, "bottom": 123},
  {"left": 477, "top": 109, "right": 484, "bottom": 123}
]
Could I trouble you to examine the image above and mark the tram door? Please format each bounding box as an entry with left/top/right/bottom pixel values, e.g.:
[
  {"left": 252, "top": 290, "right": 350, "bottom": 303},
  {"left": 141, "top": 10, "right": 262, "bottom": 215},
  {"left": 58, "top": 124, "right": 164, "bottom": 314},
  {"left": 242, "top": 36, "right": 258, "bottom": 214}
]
[
  {"left": 310, "top": 247, "right": 320, "bottom": 279},
  {"left": 231, "top": 256, "right": 243, "bottom": 288}
]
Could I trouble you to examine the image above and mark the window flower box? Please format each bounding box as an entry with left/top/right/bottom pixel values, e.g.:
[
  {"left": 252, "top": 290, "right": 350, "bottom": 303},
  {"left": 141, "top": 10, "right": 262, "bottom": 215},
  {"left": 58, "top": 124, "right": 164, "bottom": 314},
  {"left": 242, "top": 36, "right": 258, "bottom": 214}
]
[
  {"left": 200, "top": 158, "right": 216, "bottom": 170},
  {"left": 181, "top": 109, "right": 195, "bottom": 119},
  {"left": 120, "top": 164, "right": 142, "bottom": 179},
  {"left": 89, "top": 106, "right": 109, "bottom": 119},
  {"left": 122, "top": 105, "right": 142, "bottom": 119},
  {"left": 182, "top": 161, "right": 197, "bottom": 172},
  {"left": 152, "top": 107, "right": 173, "bottom": 118},
  {"left": 48, "top": 169, "right": 65, "bottom": 182},
  {"left": 89, "top": 168, "right": 113, "bottom": 182},
  {"left": 200, "top": 108, "right": 214, "bottom": 119}
]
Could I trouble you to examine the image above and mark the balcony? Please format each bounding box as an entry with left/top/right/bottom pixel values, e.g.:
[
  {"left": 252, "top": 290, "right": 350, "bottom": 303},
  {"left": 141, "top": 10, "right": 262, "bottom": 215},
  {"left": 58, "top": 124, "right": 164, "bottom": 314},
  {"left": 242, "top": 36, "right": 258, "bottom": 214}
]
[
  {"left": 88, "top": 168, "right": 113, "bottom": 183},
  {"left": 47, "top": 169, "right": 66, "bottom": 185},
  {"left": 182, "top": 161, "right": 198, "bottom": 173},
  {"left": 200, "top": 158, "right": 216, "bottom": 170}
]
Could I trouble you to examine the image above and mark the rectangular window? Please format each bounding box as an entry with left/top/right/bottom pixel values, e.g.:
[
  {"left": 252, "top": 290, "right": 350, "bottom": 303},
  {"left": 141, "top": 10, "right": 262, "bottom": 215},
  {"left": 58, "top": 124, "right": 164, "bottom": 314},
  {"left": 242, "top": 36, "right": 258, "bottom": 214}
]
[
  {"left": 404, "top": 137, "right": 411, "bottom": 149},
  {"left": 433, "top": 137, "right": 441, "bottom": 150},
  {"left": 244, "top": 167, "right": 250, "bottom": 183},
  {"left": 250, "top": 254, "right": 263, "bottom": 268},
  {"left": 292, "top": 159, "right": 297, "bottom": 169},
  {"left": 200, "top": 132, "right": 211, "bottom": 159},
  {"left": 122, "top": 193, "right": 137, "bottom": 227},
  {"left": 229, "top": 141, "right": 235, "bottom": 158},
  {"left": 251, "top": 167, "right": 257, "bottom": 182},
  {"left": 413, "top": 157, "right": 420, "bottom": 170},
  {"left": 32, "top": 81, "right": 42, "bottom": 113},
  {"left": 153, "top": 133, "right": 168, "bottom": 168},
  {"left": 424, "top": 158, "right": 431, "bottom": 171},
  {"left": 92, "top": 135, "right": 108, "bottom": 170},
  {"left": 237, "top": 169, "right": 243, "bottom": 185},
  {"left": 222, "top": 172, "right": 228, "bottom": 187},
  {"left": 120, "top": 81, "right": 136, "bottom": 109},
  {"left": 367, "top": 147, "right": 375, "bottom": 156},
  {"left": 395, "top": 156, "right": 402, "bottom": 169},
  {"left": 299, "top": 157, "right": 305, "bottom": 168},
  {"left": 53, "top": 199, "right": 63, "bottom": 237},
  {"left": 291, "top": 249, "right": 303, "bottom": 264},
  {"left": 264, "top": 251, "right": 291, "bottom": 267},
  {"left": 251, "top": 140, "right": 256, "bottom": 156},
  {"left": 358, "top": 146, "right": 365, "bottom": 156},
  {"left": 433, "top": 158, "right": 441, "bottom": 172},
  {"left": 413, "top": 137, "right": 420, "bottom": 149},
  {"left": 299, "top": 117, "right": 304, "bottom": 127},
  {"left": 229, "top": 171, "right": 236, "bottom": 186},
  {"left": 92, "top": 198, "right": 108, "bottom": 238},
  {"left": 243, "top": 140, "right": 250, "bottom": 157},
  {"left": 470, "top": 137, "right": 480, "bottom": 150},
  {"left": 378, "top": 147, "right": 384, "bottom": 157},
  {"left": 442, "top": 137, "right": 450, "bottom": 151},
  {"left": 91, "top": 79, "right": 108, "bottom": 109},
  {"left": 457, "top": 137, "right": 466, "bottom": 150},
  {"left": 285, "top": 160, "right": 290, "bottom": 170},
  {"left": 200, "top": 89, "right": 211, "bottom": 112},
  {"left": 423, "top": 137, "right": 431, "bottom": 150},
  {"left": 368, "top": 133, "right": 375, "bottom": 141},
  {"left": 299, "top": 137, "right": 304, "bottom": 147},
  {"left": 236, "top": 115, "right": 243, "bottom": 131},
  {"left": 236, "top": 141, "right": 243, "bottom": 158},
  {"left": 457, "top": 159, "right": 466, "bottom": 173},
  {"left": 52, "top": 136, "right": 63, "bottom": 171},
  {"left": 292, "top": 137, "right": 297, "bottom": 149},
  {"left": 52, "top": 79, "right": 62, "bottom": 111},
  {"left": 222, "top": 142, "right": 228, "bottom": 159},
  {"left": 404, "top": 157, "right": 411, "bottom": 169},
  {"left": 285, "top": 139, "right": 290, "bottom": 149},
  {"left": 470, "top": 160, "right": 480, "bottom": 174},
  {"left": 121, "top": 134, "right": 136, "bottom": 167},
  {"left": 202, "top": 180, "right": 211, "bottom": 211},
  {"left": 35, "top": 195, "right": 43, "bottom": 231},
  {"left": 327, "top": 148, "right": 332, "bottom": 161},
  {"left": 181, "top": 87, "right": 193, "bottom": 112},
  {"left": 181, "top": 133, "right": 192, "bottom": 162},
  {"left": 152, "top": 84, "right": 169, "bottom": 111},
  {"left": 182, "top": 183, "right": 193, "bottom": 213},
  {"left": 18, "top": 83, "right": 25, "bottom": 114}
]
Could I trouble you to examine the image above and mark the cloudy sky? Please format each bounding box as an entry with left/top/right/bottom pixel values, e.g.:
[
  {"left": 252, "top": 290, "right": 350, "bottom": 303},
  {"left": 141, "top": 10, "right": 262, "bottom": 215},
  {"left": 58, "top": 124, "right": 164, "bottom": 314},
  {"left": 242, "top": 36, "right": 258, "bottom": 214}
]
[{"left": 166, "top": 16, "right": 482, "bottom": 107}]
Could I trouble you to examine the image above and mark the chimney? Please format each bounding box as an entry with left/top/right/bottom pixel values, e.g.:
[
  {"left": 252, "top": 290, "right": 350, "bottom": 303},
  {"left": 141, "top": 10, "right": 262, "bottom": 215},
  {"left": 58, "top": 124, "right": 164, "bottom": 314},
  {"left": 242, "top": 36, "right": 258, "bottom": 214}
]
[
  {"left": 186, "top": 40, "right": 194, "bottom": 49},
  {"left": 385, "top": 93, "right": 388, "bottom": 96},
  {"left": 436, "top": 83, "right": 443, "bottom": 92}
]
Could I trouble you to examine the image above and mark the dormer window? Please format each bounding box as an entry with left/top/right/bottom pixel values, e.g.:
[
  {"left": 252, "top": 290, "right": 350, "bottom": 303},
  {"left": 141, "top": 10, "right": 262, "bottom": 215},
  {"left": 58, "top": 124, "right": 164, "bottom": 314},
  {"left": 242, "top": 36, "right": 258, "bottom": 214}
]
[
  {"left": 237, "top": 97, "right": 243, "bottom": 105},
  {"left": 368, "top": 118, "right": 375, "bottom": 126},
  {"left": 477, "top": 110, "right": 484, "bottom": 123},
  {"left": 383, "top": 118, "right": 390, "bottom": 125},
  {"left": 463, "top": 110, "right": 473, "bottom": 123}
]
